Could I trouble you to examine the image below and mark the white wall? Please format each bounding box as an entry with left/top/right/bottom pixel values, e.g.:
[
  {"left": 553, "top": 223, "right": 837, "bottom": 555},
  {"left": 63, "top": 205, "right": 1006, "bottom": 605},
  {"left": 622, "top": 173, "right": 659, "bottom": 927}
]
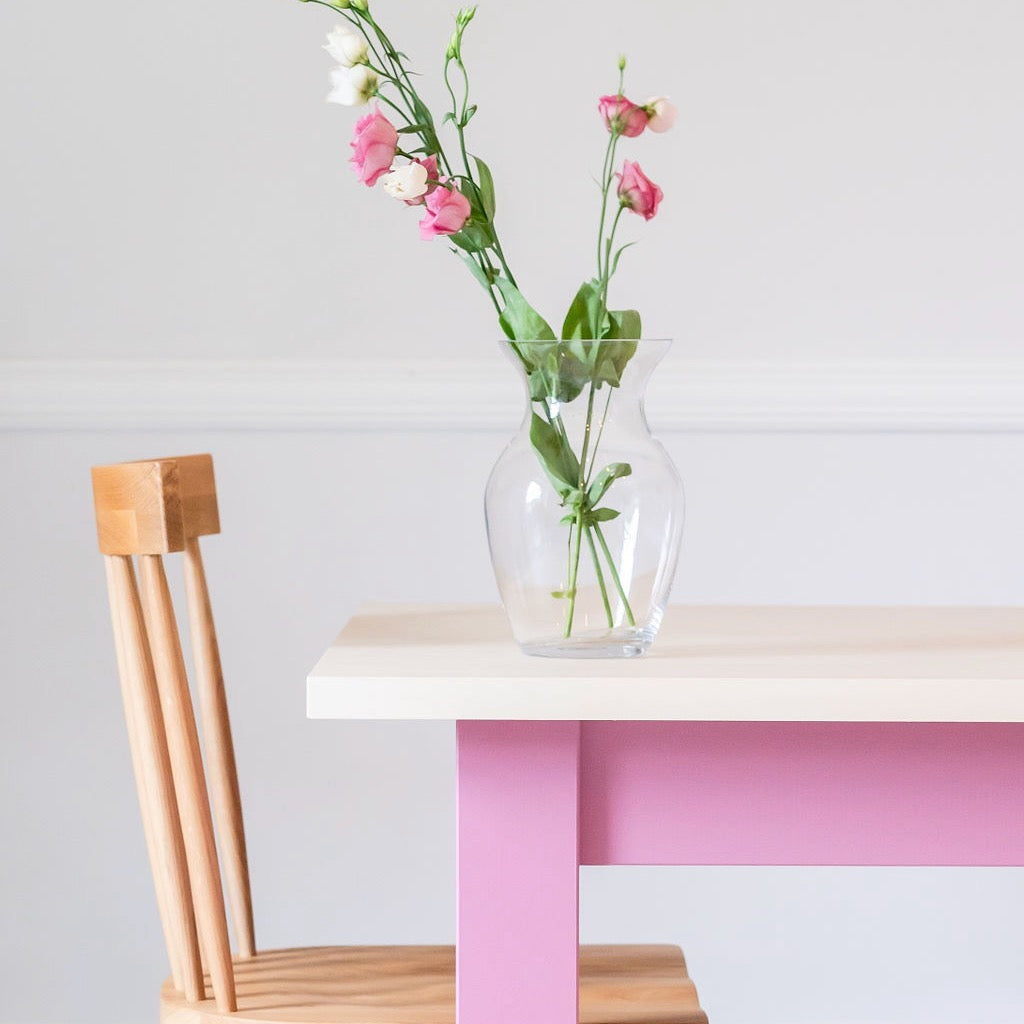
[
  {"left": 3, "top": 0, "right": 1023, "bottom": 359},
  {"left": 2, "top": 429, "right": 1023, "bottom": 1024},
  {"left": 2, "top": 0, "right": 1023, "bottom": 1022}
]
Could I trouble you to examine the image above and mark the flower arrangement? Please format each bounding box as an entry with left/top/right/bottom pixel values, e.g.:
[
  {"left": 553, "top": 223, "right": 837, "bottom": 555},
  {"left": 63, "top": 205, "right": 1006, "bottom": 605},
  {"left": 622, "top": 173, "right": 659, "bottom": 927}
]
[{"left": 300, "top": 0, "right": 677, "bottom": 644}]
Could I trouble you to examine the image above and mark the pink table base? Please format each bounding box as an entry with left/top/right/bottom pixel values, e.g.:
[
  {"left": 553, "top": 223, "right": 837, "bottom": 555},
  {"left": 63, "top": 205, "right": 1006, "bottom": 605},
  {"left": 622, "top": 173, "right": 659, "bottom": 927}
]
[{"left": 456, "top": 719, "right": 1024, "bottom": 1024}]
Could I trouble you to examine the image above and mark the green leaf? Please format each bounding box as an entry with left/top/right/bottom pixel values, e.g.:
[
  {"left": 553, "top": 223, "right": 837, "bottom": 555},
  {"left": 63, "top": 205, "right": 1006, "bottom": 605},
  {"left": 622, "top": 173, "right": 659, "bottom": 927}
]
[
  {"left": 524, "top": 345, "right": 589, "bottom": 405},
  {"left": 606, "top": 310, "right": 642, "bottom": 341},
  {"left": 529, "top": 412, "right": 580, "bottom": 496},
  {"left": 587, "top": 462, "right": 632, "bottom": 506},
  {"left": 496, "top": 278, "right": 556, "bottom": 341},
  {"left": 449, "top": 221, "right": 494, "bottom": 253},
  {"left": 397, "top": 124, "right": 429, "bottom": 134},
  {"left": 472, "top": 155, "right": 496, "bottom": 221},
  {"left": 412, "top": 96, "right": 433, "bottom": 125},
  {"left": 561, "top": 279, "right": 606, "bottom": 340},
  {"left": 589, "top": 507, "right": 621, "bottom": 522},
  {"left": 550, "top": 588, "right": 576, "bottom": 599},
  {"left": 591, "top": 332, "right": 639, "bottom": 389},
  {"left": 463, "top": 104, "right": 479, "bottom": 127},
  {"left": 609, "top": 241, "right": 636, "bottom": 278},
  {"left": 457, "top": 252, "right": 493, "bottom": 291},
  {"left": 442, "top": 111, "right": 457, "bottom": 124}
]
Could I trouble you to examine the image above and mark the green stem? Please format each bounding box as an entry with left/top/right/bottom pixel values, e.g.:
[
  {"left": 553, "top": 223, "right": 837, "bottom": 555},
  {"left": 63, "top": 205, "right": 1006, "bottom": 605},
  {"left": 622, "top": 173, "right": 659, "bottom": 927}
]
[
  {"left": 585, "top": 385, "right": 614, "bottom": 485},
  {"left": 562, "top": 383, "right": 597, "bottom": 639},
  {"left": 585, "top": 525, "right": 614, "bottom": 628},
  {"left": 363, "top": 17, "right": 418, "bottom": 110},
  {"left": 600, "top": 204, "right": 626, "bottom": 311},
  {"left": 442, "top": 60, "right": 471, "bottom": 179},
  {"left": 577, "top": 384, "right": 598, "bottom": 489},
  {"left": 563, "top": 510, "right": 584, "bottom": 638},
  {"left": 593, "top": 521, "right": 636, "bottom": 627},
  {"left": 491, "top": 237, "right": 518, "bottom": 289},
  {"left": 595, "top": 130, "right": 620, "bottom": 286},
  {"left": 375, "top": 92, "right": 411, "bottom": 122}
]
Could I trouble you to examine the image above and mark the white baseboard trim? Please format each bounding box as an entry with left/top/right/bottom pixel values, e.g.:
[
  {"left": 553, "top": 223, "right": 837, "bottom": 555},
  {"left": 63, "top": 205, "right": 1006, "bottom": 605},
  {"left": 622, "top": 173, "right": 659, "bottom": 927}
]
[{"left": 2, "top": 357, "right": 1023, "bottom": 432}]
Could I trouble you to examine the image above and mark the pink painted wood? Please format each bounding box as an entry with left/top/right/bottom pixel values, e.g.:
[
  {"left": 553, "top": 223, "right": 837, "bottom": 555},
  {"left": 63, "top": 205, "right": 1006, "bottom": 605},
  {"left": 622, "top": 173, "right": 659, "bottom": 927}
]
[
  {"left": 579, "top": 721, "right": 1024, "bottom": 866},
  {"left": 456, "top": 721, "right": 581, "bottom": 1024}
]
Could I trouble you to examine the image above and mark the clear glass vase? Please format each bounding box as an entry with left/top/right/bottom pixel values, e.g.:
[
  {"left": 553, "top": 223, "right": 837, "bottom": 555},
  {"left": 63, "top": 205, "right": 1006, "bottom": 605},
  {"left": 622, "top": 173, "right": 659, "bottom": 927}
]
[{"left": 485, "top": 338, "right": 684, "bottom": 658}]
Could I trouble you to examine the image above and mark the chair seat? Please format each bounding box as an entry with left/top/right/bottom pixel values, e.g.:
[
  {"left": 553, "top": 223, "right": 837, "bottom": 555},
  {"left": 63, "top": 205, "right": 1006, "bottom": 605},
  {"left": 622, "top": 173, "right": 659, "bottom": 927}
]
[{"left": 161, "top": 944, "right": 707, "bottom": 1024}]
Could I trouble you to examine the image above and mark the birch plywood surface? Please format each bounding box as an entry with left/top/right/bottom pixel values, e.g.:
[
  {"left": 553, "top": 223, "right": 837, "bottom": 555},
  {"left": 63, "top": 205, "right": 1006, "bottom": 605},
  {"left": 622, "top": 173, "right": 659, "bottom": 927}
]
[
  {"left": 160, "top": 945, "right": 706, "bottom": 1024},
  {"left": 307, "top": 605, "right": 1024, "bottom": 721}
]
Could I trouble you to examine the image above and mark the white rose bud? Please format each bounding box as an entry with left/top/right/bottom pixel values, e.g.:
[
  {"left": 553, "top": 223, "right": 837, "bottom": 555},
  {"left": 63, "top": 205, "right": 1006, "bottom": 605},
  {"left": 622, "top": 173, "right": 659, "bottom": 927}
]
[
  {"left": 324, "top": 25, "right": 369, "bottom": 68},
  {"left": 380, "top": 163, "right": 429, "bottom": 201},
  {"left": 326, "top": 64, "right": 378, "bottom": 106},
  {"left": 645, "top": 96, "right": 678, "bottom": 134}
]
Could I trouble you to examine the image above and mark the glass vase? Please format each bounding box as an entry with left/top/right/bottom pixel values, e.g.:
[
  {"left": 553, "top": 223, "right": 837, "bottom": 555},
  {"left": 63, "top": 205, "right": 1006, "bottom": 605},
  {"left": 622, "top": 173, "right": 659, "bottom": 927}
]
[{"left": 485, "top": 338, "right": 684, "bottom": 658}]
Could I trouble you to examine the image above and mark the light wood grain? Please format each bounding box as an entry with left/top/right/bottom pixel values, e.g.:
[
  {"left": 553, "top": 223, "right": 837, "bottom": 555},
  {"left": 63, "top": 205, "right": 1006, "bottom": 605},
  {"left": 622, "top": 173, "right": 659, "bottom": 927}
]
[
  {"left": 105, "top": 554, "right": 205, "bottom": 1002},
  {"left": 108, "top": 554, "right": 183, "bottom": 990},
  {"left": 308, "top": 604, "right": 1024, "bottom": 722},
  {"left": 159, "top": 945, "right": 706, "bottom": 1024},
  {"left": 184, "top": 536, "right": 256, "bottom": 959},
  {"left": 140, "top": 554, "right": 237, "bottom": 1012},
  {"left": 175, "top": 454, "right": 220, "bottom": 539},
  {"left": 93, "top": 460, "right": 185, "bottom": 555}
]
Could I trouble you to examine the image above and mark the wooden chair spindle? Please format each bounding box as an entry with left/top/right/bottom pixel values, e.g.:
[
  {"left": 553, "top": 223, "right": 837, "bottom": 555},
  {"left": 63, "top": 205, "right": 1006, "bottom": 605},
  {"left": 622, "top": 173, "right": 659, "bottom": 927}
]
[
  {"left": 184, "top": 536, "right": 256, "bottom": 959},
  {"left": 139, "top": 553, "right": 237, "bottom": 1013},
  {"left": 104, "top": 554, "right": 205, "bottom": 1002}
]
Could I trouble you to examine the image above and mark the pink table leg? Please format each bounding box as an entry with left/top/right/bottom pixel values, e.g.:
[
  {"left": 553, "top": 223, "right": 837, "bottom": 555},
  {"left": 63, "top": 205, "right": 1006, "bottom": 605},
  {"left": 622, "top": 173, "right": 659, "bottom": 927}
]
[{"left": 456, "top": 720, "right": 581, "bottom": 1024}]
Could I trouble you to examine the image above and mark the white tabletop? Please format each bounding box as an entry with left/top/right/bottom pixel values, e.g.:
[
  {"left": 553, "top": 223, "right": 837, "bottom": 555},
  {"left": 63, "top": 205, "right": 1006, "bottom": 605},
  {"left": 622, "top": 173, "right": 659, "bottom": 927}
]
[{"left": 306, "top": 604, "right": 1024, "bottom": 722}]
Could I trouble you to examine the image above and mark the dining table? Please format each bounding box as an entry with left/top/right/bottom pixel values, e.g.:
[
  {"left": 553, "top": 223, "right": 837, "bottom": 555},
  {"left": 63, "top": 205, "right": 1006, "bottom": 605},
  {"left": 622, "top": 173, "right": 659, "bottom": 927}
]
[{"left": 307, "top": 603, "right": 1024, "bottom": 1024}]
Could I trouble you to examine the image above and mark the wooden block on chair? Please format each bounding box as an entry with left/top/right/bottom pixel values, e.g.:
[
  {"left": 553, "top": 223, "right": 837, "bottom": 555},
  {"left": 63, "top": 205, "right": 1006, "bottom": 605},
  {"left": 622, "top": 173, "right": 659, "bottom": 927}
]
[
  {"left": 92, "top": 459, "right": 186, "bottom": 555},
  {"left": 174, "top": 454, "right": 220, "bottom": 539},
  {"left": 92, "top": 455, "right": 220, "bottom": 555}
]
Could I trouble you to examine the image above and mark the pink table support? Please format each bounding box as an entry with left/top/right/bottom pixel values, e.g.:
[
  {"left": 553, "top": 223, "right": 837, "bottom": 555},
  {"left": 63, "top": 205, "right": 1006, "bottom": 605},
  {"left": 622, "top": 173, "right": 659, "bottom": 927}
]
[
  {"left": 307, "top": 604, "right": 1024, "bottom": 1024},
  {"left": 456, "top": 720, "right": 1024, "bottom": 1023}
]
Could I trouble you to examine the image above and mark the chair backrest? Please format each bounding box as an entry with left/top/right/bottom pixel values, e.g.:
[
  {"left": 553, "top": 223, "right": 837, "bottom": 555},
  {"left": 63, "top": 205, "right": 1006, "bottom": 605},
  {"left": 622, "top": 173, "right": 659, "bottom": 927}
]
[{"left": 92, "top": 454, "right": 255, "bottom": 1012}]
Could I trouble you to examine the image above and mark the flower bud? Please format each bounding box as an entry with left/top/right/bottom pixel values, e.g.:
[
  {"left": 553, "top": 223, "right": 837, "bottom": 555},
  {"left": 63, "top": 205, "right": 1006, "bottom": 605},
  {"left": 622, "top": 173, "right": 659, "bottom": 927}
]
[
  {"left": 598, "top": 94, "right": 648, "bottom": 137},
  {"left": 380, "top": 162, "right": 430, "bottom": 201},
  {"left": 324, "top": 25, "right": 368, "bottom": 68},
  {"left": 419, "top": 183, "right": 472, "bottom": 239},
  {"left": 616, "top": 160, "right": 663, "bottom": 220},
  {"left": 350, "top": 0, "right": 368, "bottom": 11},
  {"left": 349, "top": 106, "right": 399, "bottom": 186},
  {"left": 326, "top": 64, "right": 378, "bottom": 106},
  {"left": 644, "top": 96, "right": 678, "bottom": 133},
  {"left": 617, "top": 53, "right": 627, "bottom": 72},
  {"left": 332, "top": 0, "right": 351, "bottom": 8}
]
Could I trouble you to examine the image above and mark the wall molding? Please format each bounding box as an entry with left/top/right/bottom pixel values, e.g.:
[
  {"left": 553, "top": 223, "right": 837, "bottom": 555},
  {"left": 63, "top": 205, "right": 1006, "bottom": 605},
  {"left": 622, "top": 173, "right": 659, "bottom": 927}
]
[{"left": 2, "top": 357, "right": 1023, "bottom": 432}]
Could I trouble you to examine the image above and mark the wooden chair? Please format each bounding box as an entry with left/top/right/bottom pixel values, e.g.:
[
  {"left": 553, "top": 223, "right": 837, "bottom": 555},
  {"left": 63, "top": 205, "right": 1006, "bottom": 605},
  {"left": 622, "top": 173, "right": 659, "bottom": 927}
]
[{"left": 91, "top": 453, "right": 708, "bottom": 1024}]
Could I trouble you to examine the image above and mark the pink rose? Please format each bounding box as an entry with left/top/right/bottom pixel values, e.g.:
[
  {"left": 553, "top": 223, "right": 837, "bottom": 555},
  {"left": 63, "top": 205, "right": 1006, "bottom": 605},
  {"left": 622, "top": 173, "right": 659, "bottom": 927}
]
[
  {"left": 616, "top": 160, "right": 663, "bottom": 221},
  {"left": 349, "top": 106, "right": 398, "bottom": 187},
  {"left": 418, "top": 182, "right": 471, "bottom": 239},
  {"left": 404, "top": 154, "right": 439, "bottom": 207},
  {"left": 598, "top": 94, "right": 649, "bottom": 137}
]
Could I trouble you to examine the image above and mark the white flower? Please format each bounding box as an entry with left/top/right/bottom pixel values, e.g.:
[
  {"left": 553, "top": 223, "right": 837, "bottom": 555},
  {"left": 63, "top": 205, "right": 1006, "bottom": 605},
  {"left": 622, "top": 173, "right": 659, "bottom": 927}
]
[
  {"left": 644, "top": 96, "right": 678, "bottom": 134},
  {"left": 324, "top": 25, "right": 368, "bottom": 68},
  {"left": 326, "top": 64, "right": 378, "bottom": 106},
  {"left": 380, "top": 163, "right": 429, "bottom": 201}
]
